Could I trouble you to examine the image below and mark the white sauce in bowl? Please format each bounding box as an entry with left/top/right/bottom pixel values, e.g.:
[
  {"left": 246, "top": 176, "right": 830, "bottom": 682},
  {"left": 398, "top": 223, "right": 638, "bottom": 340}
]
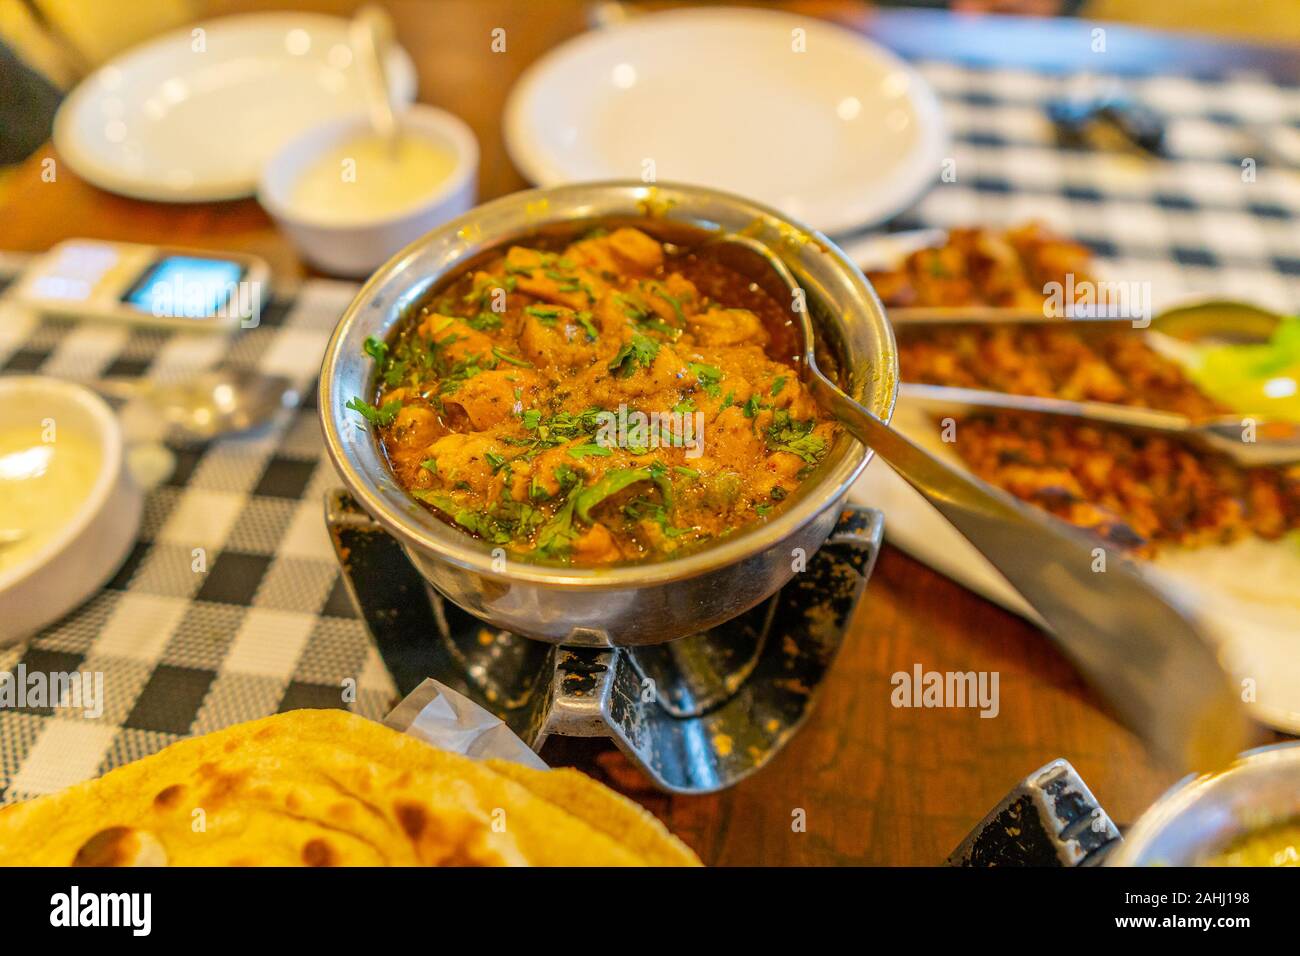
[
  {"left": 289, "top": 132, "right": 459, "bottom": 224},
  {"left": 0, "top": 426, "right": 102, "bottom": 572}
]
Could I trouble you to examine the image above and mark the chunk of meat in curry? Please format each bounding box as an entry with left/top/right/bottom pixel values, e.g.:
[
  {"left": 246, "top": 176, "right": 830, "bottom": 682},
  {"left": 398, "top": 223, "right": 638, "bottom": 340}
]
[{"left": 348, "top": 227, "right": 836, "bottom": 565}]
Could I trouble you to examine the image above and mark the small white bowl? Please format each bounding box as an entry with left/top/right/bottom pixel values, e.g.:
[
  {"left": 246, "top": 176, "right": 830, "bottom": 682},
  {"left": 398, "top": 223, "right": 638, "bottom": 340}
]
[
  {"left": 0, "top": 377, "right": 143, "bottom": 645},
  {"left": 257, "top": 105, "right": 479, "bottom": 278}
]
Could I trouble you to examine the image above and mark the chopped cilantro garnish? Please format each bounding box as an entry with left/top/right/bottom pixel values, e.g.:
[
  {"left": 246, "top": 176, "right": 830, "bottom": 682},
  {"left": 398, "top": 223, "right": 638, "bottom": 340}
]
[
  {"left": 346, "top": 396, "right": 402, "bottom": 427},
  {"left": 532, "top": 408, "right": 603, "bottom": 441},
  {"left": 644, "top": 282, "right": 686, "bottom": 324},
  {"left": 624, "top": 494, "right": 692, "bottom": 539},
  {"left": 525, "top": 305, "right": 562, "bottom": 324},
  {"left": 614, "top": 293, "right": 649, "bottom": 322},
  {"left": 363, "top": 329, "right": 436, "bottom": 389},
  {"left": 439, "top": 354, "right": 489, "bottom": 394},
  {"left": 575, "top": 311, "right": 599, "bottom": 341},
  {"left": 504, "top": 407, "right": 606, "bottom": 458},
  {"left": 575, "top": 468, "right": 655, "bottom": 523},
  {"left": 413, "top": 491, "right": 515, "bottom": 544},
  {"left": 534, "top": 491, "right": 580, "bottom": 558},
  {"left": 688, "top": 362, "right": 723, "bottom": 397},
  {"left": 567, "top": 443, "right": 612, "bottom": 460},
  {"left": 765, "top": 409, "right": 827, "bottom": 464},
  {"left": 608, "top": 334, "right": 660, "bottom": 378},
  {"left": 492, "top": 346, "right": 533, "bottom": 368}
]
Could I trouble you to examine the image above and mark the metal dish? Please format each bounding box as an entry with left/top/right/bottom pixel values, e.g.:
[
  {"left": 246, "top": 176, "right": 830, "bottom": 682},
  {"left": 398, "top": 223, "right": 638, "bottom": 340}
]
[
  {"left": 1110, "top": 742, "right": 1300, "bottom": 866},
  {"left": 952, "top": 743, "right": 1300, "bottom": 866},
  {"left": 319, "top": 181, "right": 897, "bottom": 645}
]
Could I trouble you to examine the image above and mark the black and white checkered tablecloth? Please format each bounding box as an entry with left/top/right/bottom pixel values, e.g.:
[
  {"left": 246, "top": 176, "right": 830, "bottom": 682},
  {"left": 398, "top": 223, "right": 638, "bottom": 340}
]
[
  {"left": 0, "top": 273, "right": 397, "bottom": 804},
  {"left": 882, "top": 61, "right": 1300, "bottom": 312},
  {"left": 1, "top": 58, "right": 1298, "bottom": 804}
]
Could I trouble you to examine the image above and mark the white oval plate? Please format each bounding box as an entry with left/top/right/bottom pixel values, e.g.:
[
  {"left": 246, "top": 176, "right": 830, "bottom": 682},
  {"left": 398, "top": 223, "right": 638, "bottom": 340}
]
[
  {"left": 53, "top": 12, "right": 417, "bottom": 202},
  {"left": 505, "top": 8, "right": 947, "bottom": 236}
]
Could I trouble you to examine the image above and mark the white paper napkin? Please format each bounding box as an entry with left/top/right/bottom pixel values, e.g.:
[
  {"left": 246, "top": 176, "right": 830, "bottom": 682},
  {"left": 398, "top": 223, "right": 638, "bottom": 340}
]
[{"left": 384, "top": 678, "right": 548, "bottom": 770}]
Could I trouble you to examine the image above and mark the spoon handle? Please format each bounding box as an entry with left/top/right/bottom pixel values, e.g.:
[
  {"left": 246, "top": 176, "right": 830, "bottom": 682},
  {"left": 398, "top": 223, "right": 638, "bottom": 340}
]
[
  {"left": 898, "top": 383, "right": 1193, "bottom": 433},
  {"left": 810, "top": 374, "right": 1250, "bottom": 772},
  {"left": 82, "top": 378, "right": 145, "bottom": 402},
  {"left": 351, "top": 6, "right": 399, "bottom": 148}
]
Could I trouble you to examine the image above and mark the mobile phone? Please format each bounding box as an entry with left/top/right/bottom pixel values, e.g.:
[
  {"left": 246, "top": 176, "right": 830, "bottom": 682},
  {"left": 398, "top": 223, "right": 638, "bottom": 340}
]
[{"left": 11, "top": 239, "right": 272, "bottom": 331}]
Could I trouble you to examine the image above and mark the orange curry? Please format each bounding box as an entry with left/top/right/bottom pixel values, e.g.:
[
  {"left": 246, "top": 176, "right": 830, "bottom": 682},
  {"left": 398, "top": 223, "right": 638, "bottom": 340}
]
[{"left": 347, "top": 225, "right": 837, "bottom": 565}]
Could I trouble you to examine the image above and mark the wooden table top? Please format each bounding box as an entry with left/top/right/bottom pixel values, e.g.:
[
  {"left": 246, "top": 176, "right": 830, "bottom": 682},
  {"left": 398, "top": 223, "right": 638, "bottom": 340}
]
[{"left": 4, "top": 0, "right": 1294, "bottom": 866}]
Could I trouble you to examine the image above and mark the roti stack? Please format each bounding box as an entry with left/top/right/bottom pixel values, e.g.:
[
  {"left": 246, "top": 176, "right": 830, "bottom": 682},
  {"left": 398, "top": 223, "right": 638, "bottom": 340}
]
[{"left": 0, "top": 709, "right": 700, "bottom": 866}]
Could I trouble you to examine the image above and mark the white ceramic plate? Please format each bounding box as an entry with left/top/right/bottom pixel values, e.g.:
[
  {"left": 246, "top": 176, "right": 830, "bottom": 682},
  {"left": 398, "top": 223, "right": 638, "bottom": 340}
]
[
  {"left": 53, "top": 12, "right": 417, "bottom": 202},
  {"left": 504, "top": 8, "right": 946, "bottom": 235}
]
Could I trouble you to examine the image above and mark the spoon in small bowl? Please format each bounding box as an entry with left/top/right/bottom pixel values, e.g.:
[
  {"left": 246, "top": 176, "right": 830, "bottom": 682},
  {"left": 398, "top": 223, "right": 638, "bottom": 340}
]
[
  {"left": 702, "top": 233, "right": 1252, "bottom": 774},
  {"left": 350, "top": 5, "right": 402, "bottom": 160}
]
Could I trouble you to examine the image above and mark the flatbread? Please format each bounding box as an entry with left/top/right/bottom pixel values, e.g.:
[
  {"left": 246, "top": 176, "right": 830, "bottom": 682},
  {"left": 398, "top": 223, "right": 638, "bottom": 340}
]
[{"left": 0, "top": 709, "right": 700, "bottom": 867}]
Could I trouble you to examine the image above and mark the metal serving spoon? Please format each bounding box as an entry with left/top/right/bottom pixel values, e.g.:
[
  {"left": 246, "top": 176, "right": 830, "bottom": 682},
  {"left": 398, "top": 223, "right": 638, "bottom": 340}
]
[
  {"left": 898, "top": 383, "right": 1300, "bottom": 466},
  {"left": 883, "top": 298, "right": 1287, "bottom": 343},
  {"left": 843, "top": 229, "right": 1288, "bottom": 345},
  {"left": 703, "top": 234, "right": 1252, "bottom": 773},
  {"left": 89, "top": 369, "right": 298, "bottom": 443}
]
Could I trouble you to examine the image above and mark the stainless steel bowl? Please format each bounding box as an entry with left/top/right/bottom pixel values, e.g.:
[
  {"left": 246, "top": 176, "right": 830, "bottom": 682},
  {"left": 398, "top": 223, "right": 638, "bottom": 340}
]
[
  {"left": 1110, "top": 742, "right": 1300, "bottom": 866},
  {"left": 320, "top": 181, "right": 897, "bottom": 645}
]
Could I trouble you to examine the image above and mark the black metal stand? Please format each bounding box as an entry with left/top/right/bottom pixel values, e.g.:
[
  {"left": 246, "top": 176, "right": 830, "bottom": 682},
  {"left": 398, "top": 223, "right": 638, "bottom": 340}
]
[
  {"left": 947, "top": 759, "right": 1123, "bottom": 867},
  {"left": 327, "top": 490, "right": 884, "bottom": 794}
]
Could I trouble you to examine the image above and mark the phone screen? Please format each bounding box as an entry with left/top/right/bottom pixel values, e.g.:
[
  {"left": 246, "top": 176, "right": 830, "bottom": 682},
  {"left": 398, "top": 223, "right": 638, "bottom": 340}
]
[{"left": 122, "top": 255, "right": 246, "bottom": 319}]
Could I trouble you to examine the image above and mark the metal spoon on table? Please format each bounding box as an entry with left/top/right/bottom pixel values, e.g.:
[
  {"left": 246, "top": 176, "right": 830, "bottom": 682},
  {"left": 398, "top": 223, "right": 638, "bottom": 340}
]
[
  {"left": 89, "top": 369, "right": 298, "bottom": 443},
  {"left": 897, "top": 383, "right": 1300, "bottom": 466},
  {"left": 703, "top": 234, "right": 1252, "bottom": 774}
]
